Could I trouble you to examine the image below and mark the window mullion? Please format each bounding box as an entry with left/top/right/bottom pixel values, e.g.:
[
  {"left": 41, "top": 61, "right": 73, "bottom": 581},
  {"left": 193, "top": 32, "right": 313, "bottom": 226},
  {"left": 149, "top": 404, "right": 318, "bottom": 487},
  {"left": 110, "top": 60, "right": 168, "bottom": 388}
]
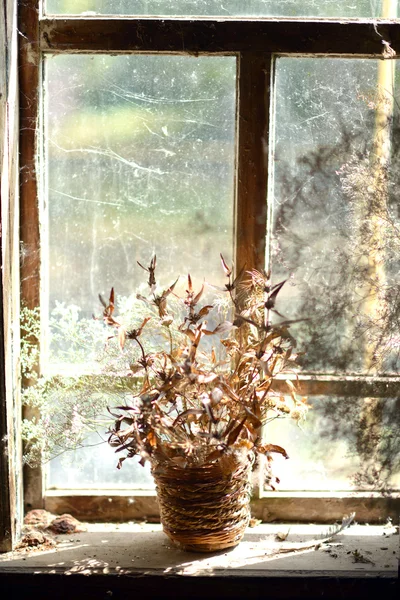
[
  {"left": 272, "top": 374, "right": 400, "bottom": 398},
  {"left": 235, "top": 52, "right": 271, "bottom": 274}
]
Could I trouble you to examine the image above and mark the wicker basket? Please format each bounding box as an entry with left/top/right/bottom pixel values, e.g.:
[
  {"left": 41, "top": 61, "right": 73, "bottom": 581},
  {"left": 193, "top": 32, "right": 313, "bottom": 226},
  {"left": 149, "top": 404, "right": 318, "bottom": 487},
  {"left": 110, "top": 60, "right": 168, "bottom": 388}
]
[{"left": 151, "top": 450, "right": 254, "bottom": 552}]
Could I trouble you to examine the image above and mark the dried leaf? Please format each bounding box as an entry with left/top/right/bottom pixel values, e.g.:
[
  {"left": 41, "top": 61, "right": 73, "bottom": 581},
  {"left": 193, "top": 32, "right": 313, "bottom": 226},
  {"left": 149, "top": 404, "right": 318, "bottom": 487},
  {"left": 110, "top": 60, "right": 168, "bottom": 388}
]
[
  {"left": 205, "top": 449, "right": 224, "bottom": 463},
  {"left": 118, "top": 327, "right": 126, "bottom": 350},
  {"left": 188, "top": 327, "right": 203, "bottom": 362},
  {"left": 115, "top": 440, "right": 137, "bottom": 453},
  {"left": 220, "top": 253, "right": 232, "bottom": 277},
  {"left": 98, "top": 293, "right": 107, "bottom": 309},
  {"left": 138, "top": 256, "right": 157, "bottom": 288},
  {"left": 192, "top": 284, "right": 205, "bottom": 306},
  {"left": 182, "top": 327, "right": 196, "bottom": 342},
  {"left": 226, "top": 416, "right": 247, "bottom": 447},
  {"left": 211, "top": 347, "right": 217, "bottom": 365},
  {"left": 173, "top": 409, "right": 204, "bottom": 427},
  {"left": 275, "top": 530, "right": 290, "bottom": 541},
  {"left": 230, "top": 264, "right": 246, "bottom": 290},
  {"left": 244, "top": 407, "right": 262, "bottom": 429},
  {"left": 258, "top": 443, "right": 289, "bottom": 459},
  {"left": 210, "top": 321, "right": 235, "bottom": 335},
  {"left": 197, "top": 305, "right": 213, "bottom": 318},
  {"left": 117, "top": 457, "right": 126, "bottom": 470},
  {"left": 137, "top": 293, "right": 150, "bottom": 304},
  {"left": 147, "top": 431, "right": 157, "bottom": 448},
  {"left": 165, "top": 277, "right": 179, "bottom": 297}
]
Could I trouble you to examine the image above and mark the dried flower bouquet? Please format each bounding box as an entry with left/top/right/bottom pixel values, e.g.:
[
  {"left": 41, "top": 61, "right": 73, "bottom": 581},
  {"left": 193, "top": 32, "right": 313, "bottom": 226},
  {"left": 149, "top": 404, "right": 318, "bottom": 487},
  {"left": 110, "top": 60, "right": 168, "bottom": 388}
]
[{"left": 102, "top": 256, "right": 308, "bottom": 551}]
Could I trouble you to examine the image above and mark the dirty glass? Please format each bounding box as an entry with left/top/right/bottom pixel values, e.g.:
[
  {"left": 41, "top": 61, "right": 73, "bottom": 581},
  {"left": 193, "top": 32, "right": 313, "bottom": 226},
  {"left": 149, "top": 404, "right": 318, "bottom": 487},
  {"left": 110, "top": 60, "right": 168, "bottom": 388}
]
[
  {"left": 264, "top": 397, "right": 400, "bottom": 492},
  {"left": 44, "top": 53, "right": 236, "bottom": 488},
  {"left": 270, "top": 57, "right": 400, "bottom": 375},
  {"left": 44, "top": 54, "right": 236, "bottom": 367},
  {"left": 45, "top": 0, "right": 399, "bottom": 18},
  {"left": 48, "top": 433, "right": 154, "bottom": 488}
]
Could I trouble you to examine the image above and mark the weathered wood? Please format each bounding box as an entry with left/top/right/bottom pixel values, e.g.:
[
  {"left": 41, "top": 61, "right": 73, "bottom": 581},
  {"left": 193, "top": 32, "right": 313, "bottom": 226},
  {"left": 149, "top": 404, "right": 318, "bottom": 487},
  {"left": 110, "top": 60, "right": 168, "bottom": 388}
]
[
  {"left": 0, "top": 250, "right": 12, "bottom": 553},
  {"left": 19, "top": 0, "right": 44, "bottom": 512},
  {"left": 252, "top": 493, "right": 400, "bottom": 524},
  {"left": 0, "top": 0, "right": 22, "bottom": 553},
  {"left": 0, "top": 1, "right": 10, "bottom": 554},
  {"left": 44, "top": 492, "right": 160, "bottom": 522},
  {"left": 43, "top": 490, "right": 400, "bottom": 524},
  {"left": 19, "top": 0, "right": 41, "bottom": 309},
  {"left": 235, "top": 53, "right": 270, "bottom": 274},
  {"left": 40, "top": 18, "right": 400, "bottom": 55}
]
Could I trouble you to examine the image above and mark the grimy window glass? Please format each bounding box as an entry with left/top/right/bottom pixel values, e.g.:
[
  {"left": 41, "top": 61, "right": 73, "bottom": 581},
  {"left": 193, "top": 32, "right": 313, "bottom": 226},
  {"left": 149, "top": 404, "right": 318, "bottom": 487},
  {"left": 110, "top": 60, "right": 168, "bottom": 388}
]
[
  {"left": 44, "top": 53, "right": 236, "bottom": 488},
  {"left": 45, "top": 54, "right": 236, "bottom": 367},
  {"left": 264, "top": 396, "right": 400, "bottom": 492},
  {"left": 271, "top": 57, "right": 400, "bottom": 376},
  {"left": 264, "top": 56, "right": 400, "bottom": 494},
  {"left": 45, "top": 0, "right": 398, "bottom": 18}
]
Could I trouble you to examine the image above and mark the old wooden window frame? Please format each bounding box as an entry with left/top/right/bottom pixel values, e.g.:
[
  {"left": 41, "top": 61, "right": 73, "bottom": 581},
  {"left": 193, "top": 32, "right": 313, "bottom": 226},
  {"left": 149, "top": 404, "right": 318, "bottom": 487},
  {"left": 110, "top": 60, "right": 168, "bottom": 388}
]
[{"left": 17, "top": 0, "right": 400, "bottom": 522}]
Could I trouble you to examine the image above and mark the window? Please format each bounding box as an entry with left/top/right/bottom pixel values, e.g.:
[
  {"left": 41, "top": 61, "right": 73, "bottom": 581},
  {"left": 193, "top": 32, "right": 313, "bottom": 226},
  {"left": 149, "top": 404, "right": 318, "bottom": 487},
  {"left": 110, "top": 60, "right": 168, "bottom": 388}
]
[{"left": 10, "top": 0, "right": 400, "bottom": 527}]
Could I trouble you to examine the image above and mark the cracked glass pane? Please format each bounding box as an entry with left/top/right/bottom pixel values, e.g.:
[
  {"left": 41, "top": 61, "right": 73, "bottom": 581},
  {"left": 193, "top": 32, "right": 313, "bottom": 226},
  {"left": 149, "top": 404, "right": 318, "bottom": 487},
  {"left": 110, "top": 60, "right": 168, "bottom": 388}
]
[{"left": 45, "top": 0, "right": 398, "bottom": 18}]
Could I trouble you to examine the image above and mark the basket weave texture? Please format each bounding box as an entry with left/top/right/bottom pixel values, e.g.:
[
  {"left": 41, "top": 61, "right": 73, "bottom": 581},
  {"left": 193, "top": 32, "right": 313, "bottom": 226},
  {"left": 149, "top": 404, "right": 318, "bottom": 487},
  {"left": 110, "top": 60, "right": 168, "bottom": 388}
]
[{"left": 151, "top": 450, "right": 254, "bottom": 552}]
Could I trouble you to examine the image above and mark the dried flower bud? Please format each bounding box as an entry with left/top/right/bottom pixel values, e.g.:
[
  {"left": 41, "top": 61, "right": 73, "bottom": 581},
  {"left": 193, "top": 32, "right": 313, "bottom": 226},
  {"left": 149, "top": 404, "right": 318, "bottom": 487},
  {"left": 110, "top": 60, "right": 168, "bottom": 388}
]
[{"left": 210, "top": 387, "right": 224, "bottom": 404}]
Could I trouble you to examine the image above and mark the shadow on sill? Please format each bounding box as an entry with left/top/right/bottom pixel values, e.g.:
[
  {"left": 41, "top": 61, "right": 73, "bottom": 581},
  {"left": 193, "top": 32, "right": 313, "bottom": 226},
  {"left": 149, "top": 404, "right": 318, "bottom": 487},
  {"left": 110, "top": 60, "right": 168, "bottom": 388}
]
[{"left": 0, "top": 523, "right": 398, "bottom": 599}]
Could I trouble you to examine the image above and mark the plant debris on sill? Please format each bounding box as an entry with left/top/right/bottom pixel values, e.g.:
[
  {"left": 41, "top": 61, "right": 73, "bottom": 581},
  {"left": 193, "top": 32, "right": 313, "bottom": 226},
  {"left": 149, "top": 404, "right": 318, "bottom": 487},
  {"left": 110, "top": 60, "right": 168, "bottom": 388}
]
[
  {"left": 267, "top": 513, "right": 357, "bottom": 556},
  {"left": 275, "top": 529, "right": 290, "bottom": 541},
  {"left": 249, "top": 517, "right": 262, "bottom": 528},
  {"left": 23, "top": 509, "right": 54, "bottom": 529},
  {"left": 16, "top": 530, "right": 57, "bottom": 551},
  {"left": 20, "top": 509, "right": 87, "bottom": 549},
  {"left": 48, "top": 514, "right": 87, "bottom": 534},
  {"left": 351, "top": 549, "right": 375, "bottom": 565},
  {"left": 382, "top": 517, "right": 399, "bottom": 537}
]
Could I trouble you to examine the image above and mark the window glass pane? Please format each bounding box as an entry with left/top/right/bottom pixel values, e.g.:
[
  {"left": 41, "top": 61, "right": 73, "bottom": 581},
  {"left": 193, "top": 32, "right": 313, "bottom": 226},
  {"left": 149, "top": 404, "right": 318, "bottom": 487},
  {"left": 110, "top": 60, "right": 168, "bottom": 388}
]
[
  {"left": 44, "top": 54, "right": 236, "bottom": 488},
  {"left": 45, "top": 53, "right": 235, "bottom": 367},
  {"left": 45, "top": 0, "right": 398, "bottom": 18},
  {"left": 263, "top": 397, "right": 400, "bottom": 492},
  {"left": 48, "top": 431, "right": 155, "bottom": 488},
  {"left": 271, "top": 57, "right": 400, "bottom": 375}
]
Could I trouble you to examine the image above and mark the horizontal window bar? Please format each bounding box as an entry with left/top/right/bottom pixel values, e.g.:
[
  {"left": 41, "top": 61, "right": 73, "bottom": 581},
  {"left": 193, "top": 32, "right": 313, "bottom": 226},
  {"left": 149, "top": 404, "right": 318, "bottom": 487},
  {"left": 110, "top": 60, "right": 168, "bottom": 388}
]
[
  {"left": 40, "top": 371, "right": 400, "bottom": 397},
  {"left": 272, "top": 375, "right": 400, "bottom": 397},
  {"left": 39, "top": 18, "right": 400, "bottom": 55}
]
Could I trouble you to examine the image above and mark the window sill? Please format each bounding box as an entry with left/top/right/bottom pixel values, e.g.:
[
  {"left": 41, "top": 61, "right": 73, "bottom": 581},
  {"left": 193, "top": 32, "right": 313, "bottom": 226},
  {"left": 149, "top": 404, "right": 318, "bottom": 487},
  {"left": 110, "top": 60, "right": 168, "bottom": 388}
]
[{"left": 0, "top": 523, "right": 398, "bottom": 599}]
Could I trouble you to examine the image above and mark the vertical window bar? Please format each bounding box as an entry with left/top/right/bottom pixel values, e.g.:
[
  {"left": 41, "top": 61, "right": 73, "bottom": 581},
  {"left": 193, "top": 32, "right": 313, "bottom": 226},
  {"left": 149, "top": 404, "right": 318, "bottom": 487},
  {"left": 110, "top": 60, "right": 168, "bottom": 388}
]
[
  {"left": 235, "top": 53, "right": 271, "bottom": 276},
  {"left": 235, "top": 52, "right": 272, "bottom": 498}
]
